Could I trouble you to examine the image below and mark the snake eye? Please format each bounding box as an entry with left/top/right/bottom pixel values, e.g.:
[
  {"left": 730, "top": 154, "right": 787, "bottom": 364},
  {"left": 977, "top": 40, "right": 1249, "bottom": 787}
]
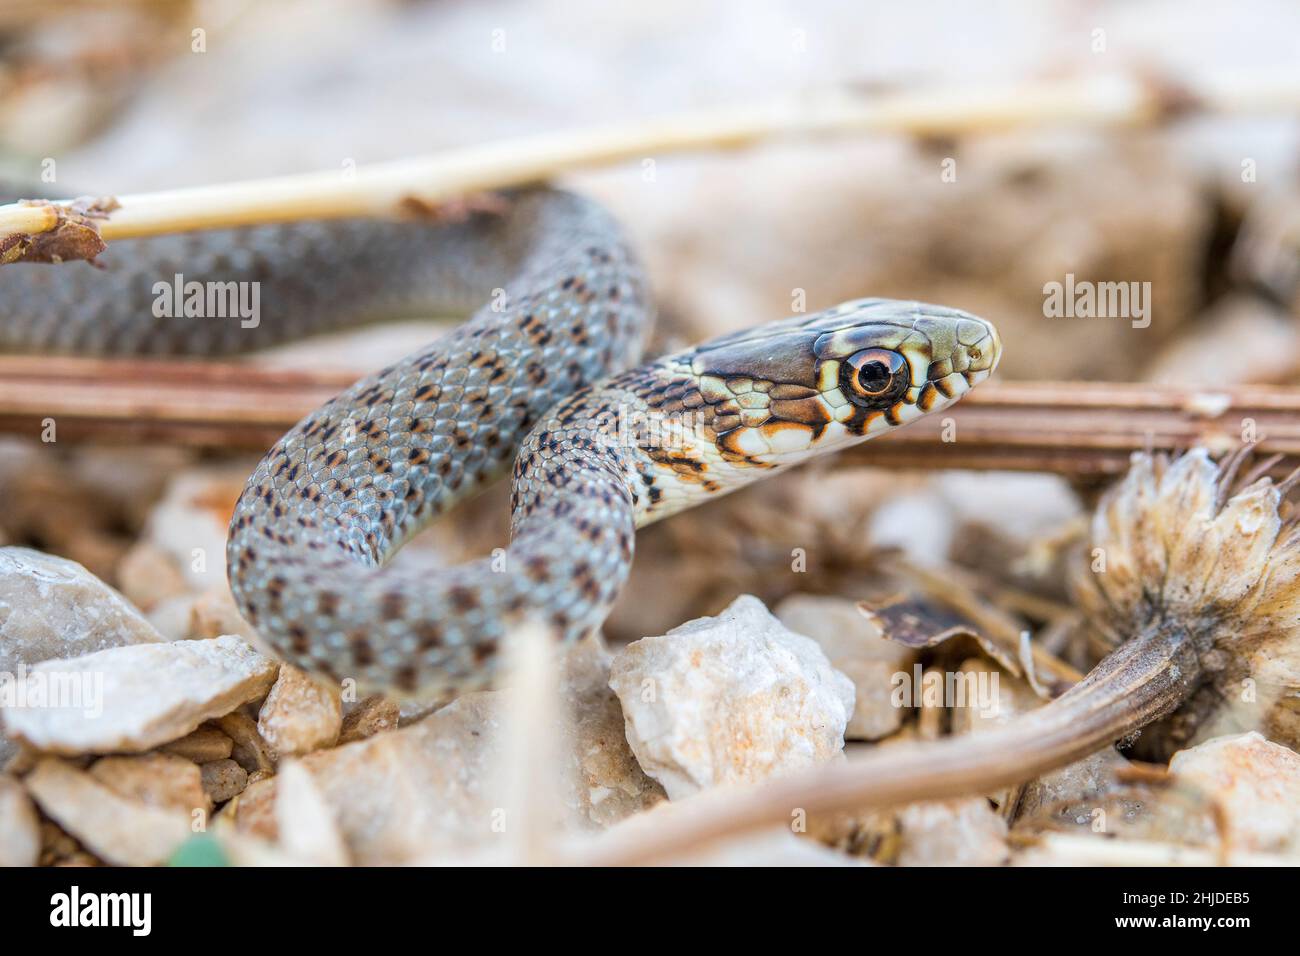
[{"left": 841, "top": 348, "right": 909, "bottom": 406}]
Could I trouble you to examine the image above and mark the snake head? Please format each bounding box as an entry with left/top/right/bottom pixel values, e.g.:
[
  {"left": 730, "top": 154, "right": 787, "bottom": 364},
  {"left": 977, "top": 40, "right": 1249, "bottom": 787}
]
[{"left": 685, "top": 298, "right": 1001, "bottom": 463}]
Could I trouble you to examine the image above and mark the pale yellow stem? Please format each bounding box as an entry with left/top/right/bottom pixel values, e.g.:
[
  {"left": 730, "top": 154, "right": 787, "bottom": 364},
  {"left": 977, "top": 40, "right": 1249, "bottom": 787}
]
[
  {"left": 2, "top": 70, "right": 1298, "bottom": 246},
  {"left": 0, "top": 203, "right": 58, "bottom": 238}
]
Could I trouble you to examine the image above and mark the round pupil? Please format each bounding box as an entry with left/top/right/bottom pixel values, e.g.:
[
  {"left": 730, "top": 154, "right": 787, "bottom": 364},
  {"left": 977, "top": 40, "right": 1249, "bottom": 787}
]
[{"left": 858, "top": 360, "right": 891, "bottom": 392}]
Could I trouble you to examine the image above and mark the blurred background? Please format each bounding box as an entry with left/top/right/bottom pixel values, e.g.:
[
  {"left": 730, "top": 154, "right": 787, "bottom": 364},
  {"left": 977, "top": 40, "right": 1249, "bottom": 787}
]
[
  {"left": 2, "top": 0, "right": 1298, "bottom": 381},
  {"left": 1, "top": 0, "right": 1298, "bottom": 645}
]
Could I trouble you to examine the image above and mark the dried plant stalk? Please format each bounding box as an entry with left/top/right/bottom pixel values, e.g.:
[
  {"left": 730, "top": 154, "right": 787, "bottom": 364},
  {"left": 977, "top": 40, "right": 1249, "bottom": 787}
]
[
  {"left": 0, "top": 198, "right": 116, "bottom": 264},
  {"left": 574, "top": 621, "right": 1197, "bottom": 865},
  {"left": 497, "top": 620, "right": 564, "bottom": 866},
  {"left": 0, "top": 203, "right": 57, "bottom": 238},
  {"left": 893, "top": 558, "right": 1084, "bottom": 685},
  {"left": 6, "top": 362, "right": 1300, "bottom": 477},
  {"left": 2, "top": 70, "right": 1298, "bottom": 250},
  {"left": 0, "top": 356, "right": 347, "bottom": 449}
]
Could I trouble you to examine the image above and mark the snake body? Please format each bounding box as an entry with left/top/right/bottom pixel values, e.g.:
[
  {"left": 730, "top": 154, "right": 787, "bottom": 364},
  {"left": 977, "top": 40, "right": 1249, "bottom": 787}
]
[{"left": 0, "top": 187, "right": 1000, "bottom": 696}]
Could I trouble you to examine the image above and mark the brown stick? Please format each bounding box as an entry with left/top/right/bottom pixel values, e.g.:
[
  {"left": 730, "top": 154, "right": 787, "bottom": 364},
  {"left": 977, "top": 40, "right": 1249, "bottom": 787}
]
[
  {"left": 573, "top": 622, "right": 1200, "bottom": 865},
  {"left": 2, "top": 361, "right": 1298, "bottom": 471},
  {"left": 0, "top": 356, "right": 349, "bottom": 450}
]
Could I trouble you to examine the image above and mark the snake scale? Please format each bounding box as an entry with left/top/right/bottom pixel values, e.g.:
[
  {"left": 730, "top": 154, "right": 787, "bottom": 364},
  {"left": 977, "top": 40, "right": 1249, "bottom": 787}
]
[{"left": 0, "top": 187, "right": 1001, "bottom": 697}]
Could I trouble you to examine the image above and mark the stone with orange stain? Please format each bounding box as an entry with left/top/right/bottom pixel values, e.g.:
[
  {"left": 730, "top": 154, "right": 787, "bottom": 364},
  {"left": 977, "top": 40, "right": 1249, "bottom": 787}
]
[
  {"left": 257, "top": 665, "right": 343, "bottom": 759},
  {"left": 1169, "top": 731, "right": 1300, "bottom": 852},
  {"left": 609, "top": 594, "right": 854, "bottom": 800}
]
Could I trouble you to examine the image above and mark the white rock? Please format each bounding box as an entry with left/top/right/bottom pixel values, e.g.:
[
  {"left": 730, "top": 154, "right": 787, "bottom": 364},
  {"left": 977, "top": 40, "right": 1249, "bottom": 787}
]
[
  {"left": 0, "top": 773, "right": 40, "bottom": 866},
  {"left": 1146, "top": 294, "right": 1299, "bottom": 387},
  {"left": 257, "top": 665, "right": 342, "bottom": 759},
  {"left": 274, "top": 760, "right": 349, "bottom": 866},
  {"left": 228, "top": 635, "right": 662, "bottom": 864},
  {"left": 775, "top": 594, "right": 917, "bottom": 740},
  {"left": 0, "top": 548, "right": 163, "bottom": 661},
  {"left": 88, "top": 753, "right": 211, "bottom": 815},
  {"left": 775, "top": 595, "right": 913, "bottom": 666},
  {"left": 0, "top": 547, "right": 163, "bottom": 763},
  {"left": 231, "top": 697, "right": 504, "bottom": 864},
  {"left": 896, "top": 798, "right": 1009, "bottom": 866},
  {"left": 2, "top": 636, "right": 278, "bottom": 755},
  {"left": 187, "top": 584, "right": 262, "bottom": 645},
  {"left": 146, "top": 594, "right": 200, "bottom": 642},
  {"left": 609, "top": 594, "right": 854, "bottom": 799},
  {"left": 24, "top": 757, "right": 192, "bottom": 866},
  {"left": 1170, "top": 731, "right": 1300, "bottom": 852},
  {"left": 556, "top": 632, "right": 667, "bottom": 827}
]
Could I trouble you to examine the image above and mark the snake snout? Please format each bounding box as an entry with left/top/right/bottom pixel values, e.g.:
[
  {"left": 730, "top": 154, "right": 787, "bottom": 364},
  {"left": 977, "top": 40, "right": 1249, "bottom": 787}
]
[
  {"left": 907, "top": 304, "right": 1001, "bottom": 385},
  {"left": 955, "top": 313, "right": 1001, "bottom": 381}
]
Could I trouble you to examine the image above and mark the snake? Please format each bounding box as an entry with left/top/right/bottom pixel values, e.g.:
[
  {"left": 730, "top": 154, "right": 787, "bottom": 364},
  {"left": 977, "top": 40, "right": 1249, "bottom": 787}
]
[{"left": 0, "top": 186, "right": 1001, "bottom": 698}]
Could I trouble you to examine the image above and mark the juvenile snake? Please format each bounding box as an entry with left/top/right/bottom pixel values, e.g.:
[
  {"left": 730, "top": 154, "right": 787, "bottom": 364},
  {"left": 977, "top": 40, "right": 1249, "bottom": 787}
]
[{"left": 0, "top": 187, "right": 1001, "bottom": 697}]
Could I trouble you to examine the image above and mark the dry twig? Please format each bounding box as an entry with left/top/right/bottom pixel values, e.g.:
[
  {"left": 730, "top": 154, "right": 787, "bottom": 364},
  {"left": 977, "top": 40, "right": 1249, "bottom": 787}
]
[
  {"left": 4, "top": 365, "right": 1300, "bottom": 476},
  {"left": 1, "top": 69, "right": 1298, "bottom": 252},
  {"left": 570, "top": 621, "right": 1195, "bottom": 865}
]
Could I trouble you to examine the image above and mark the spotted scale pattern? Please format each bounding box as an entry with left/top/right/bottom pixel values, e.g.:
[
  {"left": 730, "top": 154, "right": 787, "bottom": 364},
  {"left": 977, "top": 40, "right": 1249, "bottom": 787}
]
[
  {"left": 1, "top": 183, "right": 1001, "bottom": 699},
  {"left": 0, "top": 189, "right": 540, "bottom": 355},
  {"left": 221, "top": 190, "right": 650, "bottom": 695}
]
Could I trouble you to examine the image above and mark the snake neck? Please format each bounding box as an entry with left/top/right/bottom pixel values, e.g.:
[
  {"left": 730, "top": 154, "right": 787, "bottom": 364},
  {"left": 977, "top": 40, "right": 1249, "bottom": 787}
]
[{"left": 572, "top": 358, "right": 788, "bottom": 528}]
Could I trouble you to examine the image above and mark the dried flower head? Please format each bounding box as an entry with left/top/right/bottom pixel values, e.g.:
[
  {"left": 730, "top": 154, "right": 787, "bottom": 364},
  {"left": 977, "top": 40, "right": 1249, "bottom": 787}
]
[{"left": 1072, "top": 447, "right": 1300, "bottom": 754}]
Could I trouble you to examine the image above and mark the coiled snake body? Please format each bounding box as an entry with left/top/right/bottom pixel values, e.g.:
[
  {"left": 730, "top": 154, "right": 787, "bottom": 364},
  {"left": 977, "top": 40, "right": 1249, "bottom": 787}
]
[{"left": 0, "top": 188, "right": 1001, "bottom": 696}]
